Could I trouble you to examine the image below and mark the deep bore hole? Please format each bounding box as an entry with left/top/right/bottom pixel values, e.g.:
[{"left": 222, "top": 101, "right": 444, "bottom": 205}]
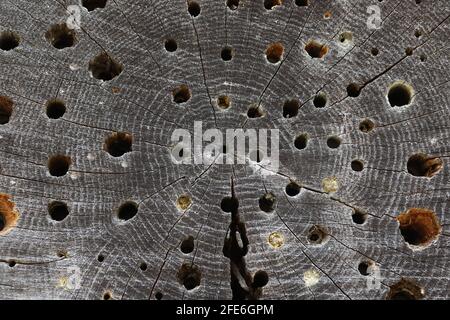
[
  {"left": 0, "top": 194, "right": 18, "bottom": 235},
  {"left": 264, "top": 0, "right": 282, "bottom": 10},
  {"left": 104, "top": 132, "right": 132, "bottom": 157},
  {"left": 305, "top": 40, "right": 328, "bottom": 58},
  {"left": 397, "top": 208, "right": 441, "bottom": 248},
  {"left": 164, "top": 38, "right": 177, "bottom": 52},
  {"left": 247, "top": 105, "right": 263, "bottom": 118},
  {"left": 405, "top": 47, "right": 414, "bottom": 56},
  {"left": 8, "top": 260, "right": 16, "bottom": 268},
  {"left": 307, "top": 225, "right": 329, "bottom": 245},
  {"left": 173, "top": 84, "right": 191, "bottom": 103},
  {"left": 358, "top": 261, "right": 372, "bottom": 276},
  {"left": 82, "top": 0, "right": 107, "bottom": 11},
  {"left": 45, "top": 23, "right": 77, "bottom": 49},
  {"left": 155, "top": 292, "right": 163, "bottom": 300},
  {"left": 48, "top": 201, "right": 70, "bottom": 222},
  {"left": 295, "top": 0, "right": 309, "bottom": 6},
  {"left": 89, "top": 52, "right": 123, "bottom": 81},
  {"left": 359, "top": 119, "right": 375, "bottom": 133},
  {"left": 294, "top": 134, "right": 308, "bottom": 150},
  {"left": 414, "top": 29, "right": 422, "bottom": 38},
  {"left": 48, "top": 155, "right": 71, "bottom": 177},
  {"left": 180, "top": 236, "right": 195, "bottom": 254},
  {"left": 282, "top": 99, "right": 299, "bottom": 118},
  {"left": 221, "top": 46, "right": 234, "bottom": 61},
  {"left": 352, "top": 209, "right": 368, "bottom": 225},
  {"left": 327, "top": 136, "right": 341, "bottom": 149},
  {"left": 407, "top": 153, "right": 443, "bottom": 177},
  {"left": 217, "top": 95, "right": 230, "bottom": 109},
  {"left": 177, "top": 263, "right": 201, "bottom": 290},
  {"left": 313, "top": 93, "right": 327, "bottom": 108},
  {"left": 188, "top": 1, "right": 201, "bottom": 17},
  {"left": 140, "top": 262, "right": 148, "bottom": 271},
  {"left": 117, "top": 201, "right": 138, "bottom": 221},
  {"left": 0, "top": 96, "right": 13, "bottom": 125},
  {"left": 0, "top": 31, "right": 20, "bottom": 51},
  {"left": 266, "top": 42, "right": 284, "bottom": 63},
  {"left": 97, "top": 254, "right": 105, "bottom": 262},
  {"left": 227, "top": 0, "right": 239, "bottom": 10},
  {"left": 387, "top": 279, "right": 424, "bottom": 300},
  {"left": 220, "top": 196, "right": 239, "bottom": 213},
  {"left": 259, "top": 193, "right": 276, "bottom": 213},
  {"left": 347, "top": 83, "right": 361, "bottom": 97},
  {"left": 388, "top": 82, "right": 413, "bottom": 107},
  {"left": 285, "top": 181, "right": 301, "bottom": 197},
  {"left": 103, "top": 292, "right": 112, "bottom": 300},
  {"left": 371, "top": 48, "right": 379, "bottom": 56},
  {"left": 46, "top": 99, "right": 66, "bottom": 119},
  {"left": 351, "top": 160, "right": 364, "bottom": 172},
  {"left": 252, "top": 270, "right": 269, "bottom": 288}
]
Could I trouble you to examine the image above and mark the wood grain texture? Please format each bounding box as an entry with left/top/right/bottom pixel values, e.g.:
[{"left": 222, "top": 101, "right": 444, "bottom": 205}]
[{"left": 0, "top": 0, "right": 449, "bottom": 300}]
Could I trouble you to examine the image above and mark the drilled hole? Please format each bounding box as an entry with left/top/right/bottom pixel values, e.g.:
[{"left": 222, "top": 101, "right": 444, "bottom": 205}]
[
  {"left": 217, "top": 95, "right": 231, "bottom": 109},
  {"left": 414, "top": 29, "right": 422, "bottom": 38},
  {"left": 352, "top": 209, "right": 368, "bottom": 225},
  {"left": 180, "top": 236, "right": 195, "bottom": 254},
  {"left": 45, "top": 23, "right": 77, "bottom": 49},
  {"left": 294, "top": 134, "right": 308, "bottom": 150},
  {"left": 327, "top": 136, "right": 341, "bottom": 149},
  {"left": 221, "top": 46, "right": 234, "bottom": 61},
  {"left": 313, "top": 93, "right": 327, "bottom": 108},
  {"left": 359, "top": 119, "right": 375, "bottom": 133},
  {"left": 117, "top": 201, "right": 138, "bottom": 221},
  {"left": 97, "top": 254, "right": 105, "bottom": 262},
  {"left": 48, "top": 201, "right": 70, "bottom": 222},
  {"left": 358, "top": 261, "right": 373, "bottom": 276},
  {"left": 387, "top": 82, "right": 413, "bottom": 107},
  {"left": 387, "top": 279, "right": 424, "bottom": 300},
  {"left": 259, "top": 193, "right": 276, "bottom": 213},
  {"left": 0, "top": 96, "right": 13, "bottom": 124},
  {"left": 405, "top": 47, "right": 414, "bottom": 56},
  {"left": 371, "top": 48, "right": 379, "bottom": 56},
  {"left": 173, "top": 84, "right": 191, "bottom": 103},
  {"left": 220, "top": 196, "right": 239, "bottom": 213},
  {"left": 48, "top": 155, "right": 71, "bottom": 177},
  {"left": 82, "top": 0, "right": 107, "bottom": 11},
  {"left": 89, "top": 52, "right": 123, "bottom": 81},
  {"left": 155, "top": 292, "right": 163, "bottom": 300},
  {"left": 188, "top": 1, "right": 201, "bottom": 17},
  {"left": 104, "top": 132, "right": 132, "bottom": 157},
  {"left": 103, "top": 291, "right": 112, "bottom": 300},
  {"left": 265, "top": 42, "right": 284, "bottom": 63},
  {"left": 8, "top": 260, "right": 16, "bottom": 268},
  {"left": 305, "top": 40, "right": 328, "bottom": 58},
  {"left": 420, "top": 54, "right": 426, "bottom": 62},
  {"left": 140, "top": 262, "right": 148, "bottom": 271},
  {"left": 177, "top": 263, "right": 201, "bottom": 290},
  {"left": 164, "top": 38, "right": 177, "bottom": 52},
  {"left": 295, "top": 0, "right": 309, "bottom": 6},
  {"left": 397, "top": 208, "right": 441, "bottom": 248},
  {"left": 351, "top": 160, "right": 364, "bottom": 172},
  {"left": 307, "top": 225, "right": 329, "bottom": 245},
  {"left": 46, "top": 99, "right": 66, "bottom": 119},
  {"left": 247, "top": 105, "right": 263, "bottom": 118},
  {"left": 285, "top": 181, "right": 301, "bottom": 197},
  {"left": 264, "top": 0, "right": 282, "bottom": 10},
  {"left": 227, "top": 0, "right": 239, "bottom": 10},
  {"left": 252, "top": 270, "right": 269, "bottom": 288},
  {"left": 282, "top": 99, "right": 299, "bottom": 118},
  {"left": 407, "top": 153, "right": 443, "bottom": 178},
  {"left": 347, "top": 83, "right": 361, "bottom": 97},
  {"left": 0, "top": 31, "right": 20, "bottom": 51}
]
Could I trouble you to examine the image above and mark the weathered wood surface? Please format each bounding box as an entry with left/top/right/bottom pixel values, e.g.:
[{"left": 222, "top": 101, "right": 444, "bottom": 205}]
[{"left": 0, "top": 0, "right": 449, "bottom": 300}]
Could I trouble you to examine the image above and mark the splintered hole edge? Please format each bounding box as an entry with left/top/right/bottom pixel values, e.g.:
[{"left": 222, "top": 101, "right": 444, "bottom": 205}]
[
  {"left": 89, "top": 52, "right": 123, "bottom": 81},
  {"left": 307, "top": 225, "right": 329, "bottom": 245},
  {"left": 359, "top": 119, "right": 375, "bottom": 133},
  {"left": 117, "top": 201, "right": 138, "bottom": 221},
  {"left": 48, "top": 155, "right": 71, "bottom": 177},
  {"left": 0, "top": 31, "right": 20, "bottom": 51},
  {"left": 397, "top": 208, "right": 441, "bottom": 248},
  {"left": 0, "top": 194, "right": 19, "bottom": 235},
  {"left": 45, "top": 23, "right": 77, "bottom": 49},
  {"left": 407, "top": 153, "right": 443, "bottom": 177},
  {"left": 105, "top": 132, "right": 133, "bottom": 157},
  {"left": 46, "top": 99, "right": 66, "bottom": 119},
  {"left": 305, "top": 40, "right": 328, "bottom": 58},
  {"left": 48, "top": 201, "right": 70, "bottom": 222},
  {"left": 173, "top": 84, "right": 191, "bottom": 103},
  {"left": 387, "top": 279, "right": 425, "bottom": 300},
  {"left": 0, "top": 96, "right": 13, "bottom": 125},
  {"left": 266, "top": 42, "right": 284, "bottom": 63}
]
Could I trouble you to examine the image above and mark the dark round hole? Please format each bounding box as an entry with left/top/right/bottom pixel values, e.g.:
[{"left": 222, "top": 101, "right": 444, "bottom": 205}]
[
  {"left": 227, "top": 0, "right": 239, "bottom": 10},
  {"left": 48, "top": 155, "right": 71, "bottom": 177},
  {"left": 405, "top": 47, "right": 414, "bottom": 56},
  {"left": 358, "top": 261, "right": 371, "bottom": 276},
  {"left": 97, "top": 254, "right": 105, "bottom": 262},
  {"left": 180, "top": 236, "right": 195, "bottom": 254},
  {"left": 88, "top": 52, "right": 123, "bottom": 81},
  {"left": 266, "top": 42, "right": 284, "bottom": 63},
  {"left": 0, "top": 96, "right": 13, "bottom": 125},
  {"left": 359, "top": 119, "right": 375, "bottom": 133},
  {"left": 220, "top": 197, "right": 239, "bottom": 213},
  {"left": 294, "top": 134, "right": 308, "bottom": 150},
  {"left": 164, "top": 38, "right": 177, "bottom": 52},
  {"left": 327, "top": 136, "right": 341, "bottom": 149},
  {"left": 305, "top": 40, "right": 328, "bottom": 58},
  {"left": 420, "top": 54, "right": 426, "bottom": 62},
  {"left": 371, "top": 48, "right": 379, "bottom": 56},
  {"left": 103, "top": 292, "right": 112, "bottom": 300},
  {"left": 140, "top": 262, "right": 148, "bottom": 271},
  {"left": 8, "top": 260, "right": 16, "bottom": 268},
  {"left": 397, "top": 208, "right": 441, "bottom": 247},
  {"left": 173, "top": 84, "right": 191, "bottom": 103},
  {"left": 388, "top": 82, "right": 413, "bottom": 107},
  {"left": 253, "top": 270, "right": 269, "bottom": 288},
  {"left": 217, "top": 95, "right": 230, "bottom": 109},
  {"left": 48, "top": 201, "right": 70, "bottom": 222},
  {"left": 351, "top": 160, "right": 364, "bottom": 171},
  {"left": 0, "top": 31, "right": 20, "bottom": 51},
  {"left": 259, "top": 193, "right": 276, "bottom": 213},
  {"left": 264, "top": 0, "right": 282, "bottom": 10},
  {"left": 188, "top": 1, "right": 201, "bottom": 17},
  {"left": 82, "top": 0, "right": 107, "bottom": 11},
  {"left": 414, "top": 29, "right": 422, "bottom": 38},
  {"left": 117, "top": 201, "right": 138, "bottom": 221},
  {"left": 295, "top": 0, "right": 309, "bottom": 6},
  {"left": 347, "top": 83, "right": 361, "bottom": 97},
  {"left": 352, "top": 210, "right": 368, "bottom": 225},
  {"left": 247, "top": 106, "right": 263, "bottom": 118},
  {"left": 313, "top": 93, "right": 327, "bottom": 108},
  {"left": 387, "top": 279, "right": 424, "bottom": 300},
  {"left": 285, "top": 182, "right": 301, "bottom": 197},
  {"left": 155, "top": 292, "right": 163, "bottom": 300},
  {"left": 105, "top": 132, "right": 132, "bottom": 157},
  {"left": 46, "top": 23, "right": 77, "bottom": 49},
  {"left": 177, "top": 263, "right": 201, "bottom": 290},
  {"left": 283, "top": 99, "right": 299, "bottom": 118},
  {"left": 221, "top": 46, "right": 234, "bottom": 61},
  {"left": 46, "top": 99, "right": 66, "bottom": 119}
]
